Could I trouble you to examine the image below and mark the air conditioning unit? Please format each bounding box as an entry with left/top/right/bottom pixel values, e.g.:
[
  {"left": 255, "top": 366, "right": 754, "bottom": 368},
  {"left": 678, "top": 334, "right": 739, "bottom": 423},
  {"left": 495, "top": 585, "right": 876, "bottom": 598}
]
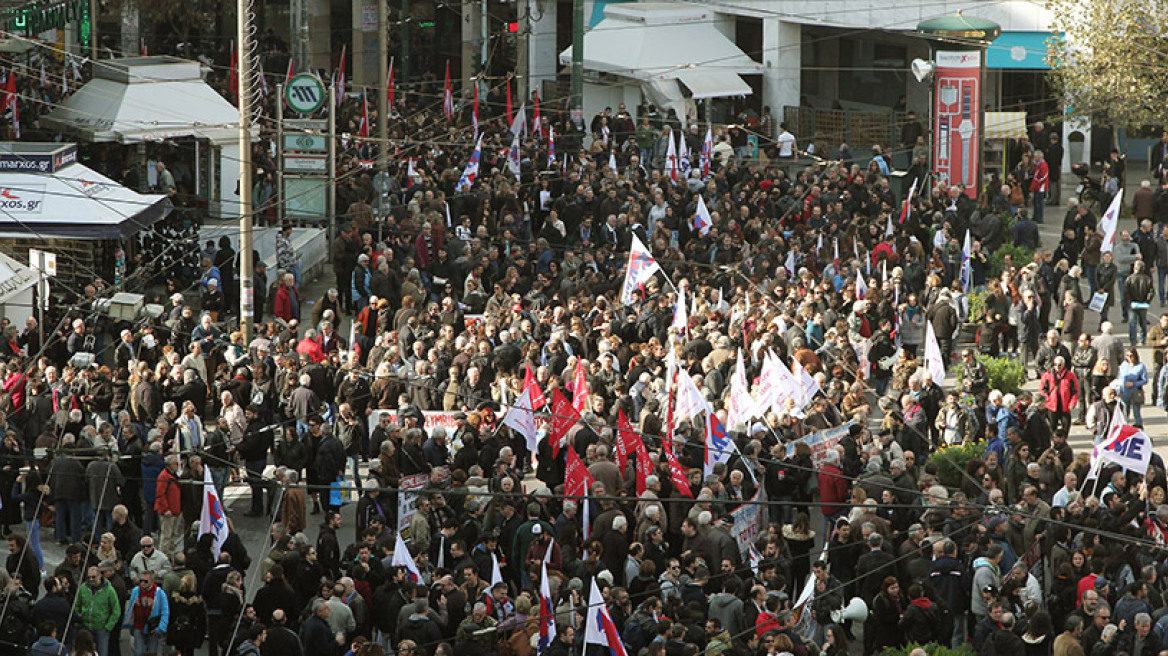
[{"left": 105, "top": 292, "right": 145, "bottom": 321}]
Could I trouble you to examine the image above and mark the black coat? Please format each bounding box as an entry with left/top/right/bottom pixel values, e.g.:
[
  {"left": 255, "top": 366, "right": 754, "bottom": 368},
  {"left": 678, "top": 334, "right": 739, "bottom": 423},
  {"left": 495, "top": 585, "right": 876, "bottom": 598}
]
[{"left": 313, "top": 435, "right": 345, "bottom": 483}]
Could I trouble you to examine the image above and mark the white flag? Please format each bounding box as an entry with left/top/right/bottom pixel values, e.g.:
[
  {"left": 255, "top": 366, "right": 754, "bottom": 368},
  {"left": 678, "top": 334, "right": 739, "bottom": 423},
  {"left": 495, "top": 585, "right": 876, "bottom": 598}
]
[
  {"left": 620, "top": 234, "right": 663, "bottom": 305},
  {"left": 198, "top": 466, "right": 229, "bottom": 556},
  {"left": 665, "top": 134, "right": 678, "bottom": 185},
  {"left": 960, "top": 229, "right": 973, "bottom": 291},
  {"left": 924, "top": 321, "right": 947, "bottom": 384},
  {"left": 392, "top": 532, "right": 424, "bottom": 583},
  {"left": 491, "top": 553, "right": 504, "bottom": 587},
  {"left": 510, "top": 103, "right": 527, "bottom": 137},
  {"left": 501, "top": 387, "right": 538, "bottom": 453},
  {"left": 791, "top": 357, "right": 821, "bottom": 408},
  {"left": 694, "top": 194, "right": 712, "bottom": 236},
  {"left": 672, "top": 289, "right": 688, "bottom": 334},
  {"left": 584, "top": 579, "right": 628, "bottom": 656},
  {"left": 675, "top": 370, "right": 713, "bottom": 422},
  {"left": 1099, "top": 189, "right": 1124, "bottom": 254},
  {"left": 608, "top": 151, "right": 617, "bottom": 173},
  {"left": 726, "top": 350, "right": 754, "bottom": 429}
]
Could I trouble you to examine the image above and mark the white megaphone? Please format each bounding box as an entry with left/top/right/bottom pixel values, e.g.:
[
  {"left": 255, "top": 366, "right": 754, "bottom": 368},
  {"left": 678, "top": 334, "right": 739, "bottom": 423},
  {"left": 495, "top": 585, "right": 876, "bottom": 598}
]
[
  {"left": 911, "top": 58, "right": 935, "bottom": 83},
  {"left": 832, "top": 597, "right": 869, "bottom": 623}
]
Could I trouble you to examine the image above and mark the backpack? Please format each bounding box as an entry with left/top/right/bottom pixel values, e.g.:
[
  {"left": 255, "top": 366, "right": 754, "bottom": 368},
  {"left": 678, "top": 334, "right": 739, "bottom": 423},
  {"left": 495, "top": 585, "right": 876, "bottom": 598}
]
[
  {"left": 168, "top": 610, "right": 198, "bottom": 645},
  {"left": 622, "top": 617, "right": 649, "bottom": 656}
]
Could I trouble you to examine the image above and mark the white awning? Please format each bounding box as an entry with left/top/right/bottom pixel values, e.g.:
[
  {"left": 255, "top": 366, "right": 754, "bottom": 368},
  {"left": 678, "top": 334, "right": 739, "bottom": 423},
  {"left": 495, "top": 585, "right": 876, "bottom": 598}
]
[
  {"left": 41, "top": 56, "right": 248, "bottom": 145},
  {"left": 0, "top": 155, "right": 171, "bottom": 239},
  {"left": 558, "top": 3, "right": 761, "bottom": 84},
  {"left": 675, "top": 69, "right": 753, "bottom": 99},
  {"left": 985, "top": 111, "right": 1028, "bottom": 140}
]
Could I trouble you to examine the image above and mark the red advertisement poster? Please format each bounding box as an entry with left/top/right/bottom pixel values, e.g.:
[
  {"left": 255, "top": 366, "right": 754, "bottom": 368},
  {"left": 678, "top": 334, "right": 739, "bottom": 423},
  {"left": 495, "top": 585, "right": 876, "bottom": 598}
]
[{"left": 933, "top": 50, "right": 981, "bottom": 197}]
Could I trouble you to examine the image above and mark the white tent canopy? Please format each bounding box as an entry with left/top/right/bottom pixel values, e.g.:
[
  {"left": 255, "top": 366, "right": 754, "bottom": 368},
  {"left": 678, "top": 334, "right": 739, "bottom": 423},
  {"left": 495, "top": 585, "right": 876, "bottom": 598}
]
[
  {"left": 0, "top": 143, "right": 171, "bottom": 239},
  {"left": 41, "top": 56, "right": 242, "bottom": 145}
]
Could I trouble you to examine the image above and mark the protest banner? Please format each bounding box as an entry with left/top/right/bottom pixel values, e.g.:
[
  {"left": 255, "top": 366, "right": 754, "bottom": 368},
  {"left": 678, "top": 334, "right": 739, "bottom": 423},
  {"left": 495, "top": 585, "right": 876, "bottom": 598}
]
[
  {"left": 730, "top": 487, "right": 767, "bottom": 561},
  {"left": 784, "top": 422, "right": 856, "bottom": 467},
  {"left": 397, "top": 472, "right": 430, "bottom": 540}
]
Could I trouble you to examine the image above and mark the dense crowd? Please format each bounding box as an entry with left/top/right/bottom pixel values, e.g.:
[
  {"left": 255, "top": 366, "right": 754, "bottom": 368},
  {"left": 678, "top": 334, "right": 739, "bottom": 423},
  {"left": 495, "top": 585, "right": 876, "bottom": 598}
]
[{"left": 7, "top": 49, "right": 1168, "bottom": 656}]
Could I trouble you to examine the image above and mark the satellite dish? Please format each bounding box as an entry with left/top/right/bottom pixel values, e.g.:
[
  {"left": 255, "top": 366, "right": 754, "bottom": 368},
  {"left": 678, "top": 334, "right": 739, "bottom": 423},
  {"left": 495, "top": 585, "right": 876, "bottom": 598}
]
[{"left": 911, "top": 58, "right": 935, "bottom": 83}]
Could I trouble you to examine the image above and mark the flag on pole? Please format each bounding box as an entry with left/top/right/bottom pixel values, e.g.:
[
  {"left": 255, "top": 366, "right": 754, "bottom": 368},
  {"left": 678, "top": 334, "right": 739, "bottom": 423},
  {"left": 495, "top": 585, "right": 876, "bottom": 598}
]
[
  {"left": 675, "top": 369, "right": 713, "bottom": 422},
  {"left": 387, "top": 57, "right": 395, "bottom": 110},
  {"left": 1099, "top": 189, "right": 1124, "bottom": 254},
  {"left": 472, "top": 83, "right": 479, "bottom": 136},
  {"left": 564, "top": 446, "right": 594, "bottom": 498},
  {"left": 615, "top": 409, "right": 638, "bottom": 478},
  {"left": 548, "top": 388, "right": 580, "bottom": 458},
  {"left": 672, "top": 288, "right": 688, "bottom": 335},
  {"left": 510, "top": 103, "right": 527, "bottom": 137},
  {"left": 72, "top": 58, "right": 83, "bottom": 81},
  {"left": 456, "top": 134, "right": 484, "bottom": 190},
  {"left": 885, "top": 214, "right": 894, "bottom": 239},
  {"left": 833, "top": 238, "right": 840, "bottom": 272},
  {"left": 924, "top": 321, "right": 947, "bottom": 384},
  {"left": 533, "top": 90, "right": 542, "bottom": 137},
  {"left": 357, "top": 94, "right": 370, "bottom": 140},
  {"left": 748, "top": 543, "right": 763, "bottom": 576},
  {"left": 1091, "top": 407, "right": 1151, "bottom": 476},
  {"left": 505, "top": 77, "right": 513, "bottom": 128},
  {"left": 677, "top": 133, "right": 691, "bottom": 178},
  {"left": 284, "top": 58, "right": 294, "bottom": 88},
  {"left": 620, "top": 234, "right": 663, "bottom": 305},
  {"left": 634, "top": 440, "right": 652, "bottom": 496},
  {"left": 442, "top": 60, "right": 454, "bottom": 122},
  {"left": 507, "top": 130, "right": 522, "bottom": 181},
  {"left": 855, "top": 274, "right": 868, "bottom": 300},
  {"left": 726, "top": 351, "right": 753, "bottom": 430},
  {"left": 664, "top": 448, "right": 693, "bottom": 499},
  {"left": 791, "top": 357, "right": 821, "bottom": 408},
  {"left": 584, "top": 579, "right": 628, "bottom": 656},
  {"left": 258, "top": 59, "right": 269, "bottom": 97},
  {"left": 39, "top": 62, "right": 46, "bottom": 87},
  {"left": 608, "top": 151, "right": 618, "bottom": 174},
  {"left": 538, "top": 561, "right": 557, "bottom": 654},
  {"left": 694, "top": 195, "right": 712, "bottom": 236},
  {"left": 62, "top": 67, "right": 67, "bottom": 95},
  {"left": 490, "top": 554, "right": 504, "bottom": 587},
  {"left": 501, "top": 387, "right": 538, "bottom": 453},
  {"left": 392, "top": 533, "right": 423, "bottom": 583},
  {"left": 784, "top": 250, "right": 796, "bottom": 277},
  {"left": 547, "top": 127, "right": 556, "bottom": 167},
  {"left": 199, "top": 464, "right": 229, "bottom": 556},
  {"left": 960, "top": 229, "right": 973, "bottom": 291},
  {"left": 571, "top": 359, "right": 589, "bottom": 412},
  {"left": 700, "top": 127, "right": 713, "bottom": 179},
  {"left": 523, "top": 364, "right": 547, "bottom": 410},
  {"left": 336, "top": 44, "right": 347, "bottom": 106},
  {"left": 899, "top": 178, "right": 917, "bottom": 224},
  {"left": 666, "top": 134, "right": 678, "bottom": 185},
  {"left": 703, "top": 413, "right": 733, "bottom": 477}
]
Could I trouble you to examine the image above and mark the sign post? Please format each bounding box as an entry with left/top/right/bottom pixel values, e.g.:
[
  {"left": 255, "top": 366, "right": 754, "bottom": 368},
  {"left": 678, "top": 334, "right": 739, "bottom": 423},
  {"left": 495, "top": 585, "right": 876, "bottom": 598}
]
[{"left": 28, "top": 249, "right": 55, "bottom": 352}]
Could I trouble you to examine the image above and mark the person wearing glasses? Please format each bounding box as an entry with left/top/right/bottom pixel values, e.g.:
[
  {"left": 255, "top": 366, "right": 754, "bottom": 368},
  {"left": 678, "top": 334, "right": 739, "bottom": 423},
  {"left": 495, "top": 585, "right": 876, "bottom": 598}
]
[{"left": 129, "top": 537, "right": 170, "bottom": 582}]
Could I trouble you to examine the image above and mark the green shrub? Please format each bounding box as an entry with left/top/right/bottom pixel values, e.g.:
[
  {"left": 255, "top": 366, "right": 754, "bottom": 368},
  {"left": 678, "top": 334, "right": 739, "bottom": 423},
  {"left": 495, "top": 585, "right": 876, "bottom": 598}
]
[
  {"left": 880, "top": 643, "right": 976, "bottom": 656},
  {"left": 997, "top": 211, "right": 1016, "bottom": 240},
  {"left": 990, "top": 242, "right": 1034, "bottom": 278},
  {"left": 966, "top": 289, "right": 993, "bottom": 323},
  {"left": 931, "top": 440, "right": 986, "bottom": 488},
  {"left": 956, "top": 353, "right": 1026, "bottom": 395}
]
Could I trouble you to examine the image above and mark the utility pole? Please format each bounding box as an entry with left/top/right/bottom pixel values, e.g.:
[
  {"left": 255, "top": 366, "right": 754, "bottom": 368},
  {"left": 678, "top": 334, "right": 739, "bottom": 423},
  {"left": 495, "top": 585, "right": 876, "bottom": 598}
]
[
  {"left": 570, "top": 0, "right": 583, "bottom": 130},
  {"left": 88, "top": 0, "right": 98, "bottom": 61},
  {"left": 400, "top": 0, "right": 410, "bottom": 82},
  {"left": 378, "top": 0, "right": 388, "bottom": 172},
  {"left": 516, "top": 0, "right": 529, "bottom": 103},
  {"left": 237, "top": 0, "right": 254, "bottom": 342},
  {"left": 481, "top": 0, "right": 488, "bottom": 77}
]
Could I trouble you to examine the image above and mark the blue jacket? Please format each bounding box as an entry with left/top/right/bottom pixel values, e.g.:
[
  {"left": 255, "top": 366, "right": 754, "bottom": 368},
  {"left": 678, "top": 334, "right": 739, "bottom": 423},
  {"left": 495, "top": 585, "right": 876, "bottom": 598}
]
[
  {"left": 124, "top": 585, "right": 169, "bottom": 633},
  {"left": 29, "top": 636, "right": 64, "bottom": 656},
  {"left": 140, "top": 454, "right": 165, "bottom": 505}
]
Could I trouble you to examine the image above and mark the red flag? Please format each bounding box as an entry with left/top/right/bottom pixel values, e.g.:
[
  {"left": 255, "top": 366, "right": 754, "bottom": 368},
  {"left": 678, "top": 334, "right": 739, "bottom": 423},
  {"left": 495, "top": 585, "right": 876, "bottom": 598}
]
[
  {"left": 387, "top": 56, "right": 395, "bottom": 109},
  {"left": 548, "top": 388, "right": 579, "bottom": 458},
  {"left": 665, "top": 448, "right": 693, "bottom": 498},
  {"left": 358, "top": 94, "right": 370, "bottom": 139},
  {"left": 472, "top": 83, "right": 480, "bottom": 135},
  {"left": 565, "top": 446, "right": 594, "bottom": 498},
  {"left": 2, "top": 73, "right": 15, "bottom": 113},
  {"left": 442, "top": 60, "right": 454, "bottom": 122},
  {"left": 635, "top": 441, "right": 652, "bottom": 496},
  {"left": 663, "top": 367, "right": 676, "bottom": 454},
  {"left": 505, "top": 77, "right": 513, "bottom": 129},
  {"left": 533, "top": 90, "right": 542, "bottom": 138},
  {"left": 228, "top": 41, "right": 238, "bottom": 104},
  {"left": 571, "top": 359, "right": 589, "bottom": 413},
  {"left": 615, "top": 408, "right": 637, "bottom": 478},
  {"left": 284, "top": 58, "right": 294, "bottom": 88},
  {"left": 523, "top": 363, "right": 546, "bottom": 410}
]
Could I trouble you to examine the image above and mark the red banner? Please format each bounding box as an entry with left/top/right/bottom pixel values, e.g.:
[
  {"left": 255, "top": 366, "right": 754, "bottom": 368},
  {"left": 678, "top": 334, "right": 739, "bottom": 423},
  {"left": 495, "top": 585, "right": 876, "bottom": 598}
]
[
  {"left": 549, "top": 388, "right": 579, "bottom": 458},
  {"left": 565, "top": 447, "right": 594, "bottom": 498},
  {"left": 615, "top": 408, "right": 637, "bottom": 478}
]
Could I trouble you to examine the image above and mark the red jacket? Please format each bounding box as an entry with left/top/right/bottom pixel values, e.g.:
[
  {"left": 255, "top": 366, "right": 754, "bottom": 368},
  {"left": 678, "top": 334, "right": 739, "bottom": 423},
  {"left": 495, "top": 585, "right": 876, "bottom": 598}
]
[
  {"left": 1030, "top": 159, "right": 1049, "bottom": 193},
  {"left": 414, "top": 230, "right": 444, "bottom": 270},
  {"left": 818, "top": 463, "right": 849, "bottom": 516},
  {"left": 154, "top": 468, "right": 181, "bottom": 515},
  {"left": 274, "top": 284, "right": 300, "bottom": 322},
  {"left": 296, "top": 336, "right": 326, "bottom": 363},
  {"left": 1040, "top": 368, "right": 1079, "bottom": 414}
]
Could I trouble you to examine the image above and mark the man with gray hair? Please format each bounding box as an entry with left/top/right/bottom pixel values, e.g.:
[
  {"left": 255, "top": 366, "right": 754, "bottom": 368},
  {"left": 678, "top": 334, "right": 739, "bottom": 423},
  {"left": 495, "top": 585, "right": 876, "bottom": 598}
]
[{"left": 1118, "top": 612, "right": 1160, "bottom": 655}]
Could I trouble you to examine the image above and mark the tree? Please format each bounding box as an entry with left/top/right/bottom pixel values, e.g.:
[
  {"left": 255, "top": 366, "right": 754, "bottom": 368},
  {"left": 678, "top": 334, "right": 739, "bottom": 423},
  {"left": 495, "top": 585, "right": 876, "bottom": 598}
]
[{"left": 1046, "top": 0, "right": 1168, "bottom": 128}]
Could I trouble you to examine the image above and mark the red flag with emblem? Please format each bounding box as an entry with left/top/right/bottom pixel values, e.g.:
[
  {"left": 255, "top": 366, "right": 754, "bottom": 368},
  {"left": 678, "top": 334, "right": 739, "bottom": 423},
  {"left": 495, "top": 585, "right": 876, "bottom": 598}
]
[
  {"left": 548, "top": 388, "right": 579, "bottom": 458},
  {"left": 635, "top": 440, "right": 652, "bottom": 496},
  {"left": 565, "top": 446, "right": 594, "bottom": 498},
  {"left": 571, "top": 359, "right": 589, "bottom": 412},
  {"left": 664, "top": 447, "right": 692, "bottom": 498},
  {"left": 523, "top": 363, "right": 546, "bottom": 410},
  {"left": 615, "top": 408, "right": 638, "bottom": 478}
]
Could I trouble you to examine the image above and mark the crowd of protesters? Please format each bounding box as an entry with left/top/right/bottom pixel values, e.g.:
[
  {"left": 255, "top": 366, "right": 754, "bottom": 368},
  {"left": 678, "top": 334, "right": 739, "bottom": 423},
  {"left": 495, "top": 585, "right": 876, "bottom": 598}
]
[{"left": 5, "top": 31, "right": 1168, "bottom": 656}]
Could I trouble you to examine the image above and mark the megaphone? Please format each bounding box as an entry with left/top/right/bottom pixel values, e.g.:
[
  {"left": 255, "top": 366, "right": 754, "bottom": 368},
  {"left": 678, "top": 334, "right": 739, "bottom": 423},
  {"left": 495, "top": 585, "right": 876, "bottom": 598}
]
[
  {"left": 911, "top": 58, "right": 935, "bottom": 83},
  {"left": 832, "top": 597, "right": 869, "bottom": 623}
]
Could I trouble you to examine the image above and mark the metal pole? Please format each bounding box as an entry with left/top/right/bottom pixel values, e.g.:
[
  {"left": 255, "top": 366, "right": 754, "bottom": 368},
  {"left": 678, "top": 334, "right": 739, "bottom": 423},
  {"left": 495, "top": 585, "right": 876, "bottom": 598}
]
[
  {"left": 237, "top": 0, "right": 254, "bottom": 343},
  {"left": 570, "top": 0, "right": 583, "bottom": 130},
  {"left": 378, "top": 0, "right": 388, "bottom": 172},
  {"left": 400, "top": 0, "right": 410, "bottom": 82},
  {"left": 35, "top": 252, "right": 44, "bottom": 351},
  {"left": 516, "top": 0, "right": 528, "bottom": 103},
  {"left": 481, "top": 0, "right": 488, "bottom": 76},
  {"left": 276, "top": 83, "right": 285, "bottom": 224},
  {"left": 88, "top": 0, "right": 98, "bottom": 61},
  {"left": 327, "top": 82, "right": 337, "bottom": 245}
]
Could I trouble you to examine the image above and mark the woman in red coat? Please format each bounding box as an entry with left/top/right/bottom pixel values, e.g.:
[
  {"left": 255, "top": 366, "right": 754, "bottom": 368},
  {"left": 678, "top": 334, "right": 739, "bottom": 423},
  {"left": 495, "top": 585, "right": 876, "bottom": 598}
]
[{"left": 1040, "top": 355, "right": 1079, "bottom": 435}]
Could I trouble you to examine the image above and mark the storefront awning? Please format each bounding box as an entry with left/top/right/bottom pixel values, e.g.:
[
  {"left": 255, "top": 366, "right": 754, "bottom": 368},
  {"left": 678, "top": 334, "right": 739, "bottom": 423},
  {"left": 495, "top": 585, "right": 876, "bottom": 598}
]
[
  {"left": 985, "top": 112, "right": 1028, "bottom": 140},
  {"left": 0, "top": 144, "right": 172, "bottom": 239},
  {"left": 675, "top": 69, "right": 752, "bottom": 99},
  {"left": 41, "top": 56, "right": 245, "bottom": 145},
  {"left": 558, "top": 2, "right": 761, "bottom": 85}
]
